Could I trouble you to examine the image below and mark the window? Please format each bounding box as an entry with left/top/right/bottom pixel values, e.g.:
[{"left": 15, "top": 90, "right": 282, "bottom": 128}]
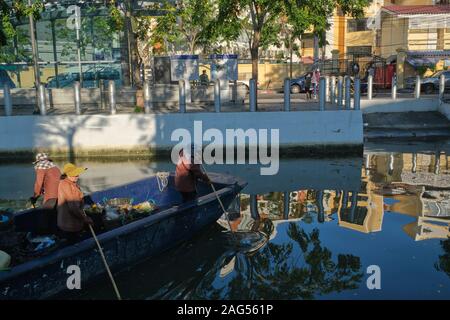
[{"left": 347, "top": 18, "right": 369, "bottom": 32}]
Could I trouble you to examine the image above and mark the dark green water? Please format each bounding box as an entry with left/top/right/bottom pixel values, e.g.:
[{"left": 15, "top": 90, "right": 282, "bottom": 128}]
[{"left": 1, "top": 140, "right": 449, "bottom": 299}]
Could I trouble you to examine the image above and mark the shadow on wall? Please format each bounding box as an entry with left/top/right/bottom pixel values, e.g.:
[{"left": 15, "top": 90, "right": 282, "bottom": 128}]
[{"left": 27, "top": 115, "right": 112, "bottom": 163}]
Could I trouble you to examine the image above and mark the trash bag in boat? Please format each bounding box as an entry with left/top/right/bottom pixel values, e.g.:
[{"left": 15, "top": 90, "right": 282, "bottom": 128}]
[{"left": 0, "top": 231, "right": 60, "bottom": 266}]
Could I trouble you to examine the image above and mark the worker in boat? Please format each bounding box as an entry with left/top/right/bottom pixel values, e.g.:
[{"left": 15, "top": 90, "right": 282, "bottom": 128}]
[
  {"left": 29, "top": 153, "right": 61, "bottom": 234},
  {"left": 30, "top": 153, "right": 61, "bottom": 209},
  {"left": 57, "top": 163, "right": 93, "bottom": 244},
  {"left": 175, "top": 145, "right": 211, "bottom": 203}
]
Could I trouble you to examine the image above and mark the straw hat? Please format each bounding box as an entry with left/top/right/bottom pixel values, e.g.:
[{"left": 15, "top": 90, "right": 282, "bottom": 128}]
[{"left": 63, "top": 163, "right": 87, "bottom": 177}]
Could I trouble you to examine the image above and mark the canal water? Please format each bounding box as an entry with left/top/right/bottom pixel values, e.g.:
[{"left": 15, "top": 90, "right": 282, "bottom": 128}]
[{"left": 0, "top": 139, "right": 449, "bottom": 299}]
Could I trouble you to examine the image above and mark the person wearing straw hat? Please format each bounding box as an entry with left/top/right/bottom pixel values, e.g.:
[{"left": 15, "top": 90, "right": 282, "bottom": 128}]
[
  {"left": 30, "top": 153, "right": 61, "bottom": 209},
  {"left": 57, "top": 163, "right": 93, "bottom": 243}
]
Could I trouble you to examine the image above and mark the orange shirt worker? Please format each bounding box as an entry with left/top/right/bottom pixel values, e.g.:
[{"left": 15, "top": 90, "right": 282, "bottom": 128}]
[{"left": 57, "top": 163, "right": 93, "bottom": 243}]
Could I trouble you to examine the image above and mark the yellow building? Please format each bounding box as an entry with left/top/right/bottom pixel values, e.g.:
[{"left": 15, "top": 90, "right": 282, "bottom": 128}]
[
  {"left": 380, "top": 4, "right": 450, "bottom": 58},
  {"left": 300, "top": 1, "right": 450, "bottom": 71},
  {"left": 300, "top": 1, "right": 383, "bottom": 59}
]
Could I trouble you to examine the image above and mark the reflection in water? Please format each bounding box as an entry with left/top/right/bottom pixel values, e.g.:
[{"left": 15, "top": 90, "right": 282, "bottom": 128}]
[
  {"left": 1, "top": 147, "right": 450, "bottom": 299},
  {"left": 189, "top": 225, "right": 363, "bottom": 300}
]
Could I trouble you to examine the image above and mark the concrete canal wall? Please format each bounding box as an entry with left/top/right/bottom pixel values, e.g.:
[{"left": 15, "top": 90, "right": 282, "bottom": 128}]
[
  {"left": 361, "top": 98, "right": 439, "bottom": 114},
  {"left": 439, "top": 102, "right": 450, "bottom": 120},
  {"left": 0, "top": 111, "right": 363, "bottom": 159}
]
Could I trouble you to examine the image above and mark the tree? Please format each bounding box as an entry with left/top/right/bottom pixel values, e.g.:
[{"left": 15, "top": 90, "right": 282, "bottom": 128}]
[
  {"left": 0, "top": 0, "right": 43, "bottom": 57},
  {"left": 149, "top": 0, "right": 217, "bottom": 55},
  {"left": 216, "top": 0, "right": 369, "bottom": 84},
  {"left": 436, "top": 238, "right": 450, "bottom": 278}
]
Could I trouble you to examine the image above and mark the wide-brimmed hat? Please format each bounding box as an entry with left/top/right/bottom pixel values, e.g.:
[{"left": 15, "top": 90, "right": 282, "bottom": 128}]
[
  {"left": 63, "top": 163, "right": 87, "bottom": 177},
  {"left": 33, "top": 153, "right": 51, "bottom": 164}
]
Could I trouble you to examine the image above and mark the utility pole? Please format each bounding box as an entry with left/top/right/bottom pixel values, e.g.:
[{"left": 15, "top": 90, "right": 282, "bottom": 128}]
[
  {"left": 75, "top": 6, "right": 83, "bottom": 87},
  {"left": 313, "top": 34, "right": 319, "bottom": 66},
  {"left": 28, "top": 0, "right": 41, "bottom": 93}
]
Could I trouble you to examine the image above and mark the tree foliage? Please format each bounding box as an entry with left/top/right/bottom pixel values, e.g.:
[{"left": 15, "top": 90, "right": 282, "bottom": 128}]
[
  {"left": 0, "top": 0, "right": 43, "bottom": 62},
  {"left": 149, "top": 0, "right": 217, "bottom": 55},
  {"left": 216, "top": 0, "right": 370, "bottom": 79}
]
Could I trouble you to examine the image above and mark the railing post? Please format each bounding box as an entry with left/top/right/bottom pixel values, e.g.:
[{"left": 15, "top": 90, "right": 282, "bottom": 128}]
[
  {"left": 344, "top": 76, "right": 351, "bottom": 110},
  {"left": 330, "top": 75, "right": 336, "bottom": 105},
  {"left": 249, "top": 78, "right": 256, "bottom": 112},
  {"left": 284, "top": 78, "right": 290, "bottom": 111},
  {"left": 3, "top": 83, "right": 12, "bottom": 116},
  {"left": 144, "top": 81, "right": 152, "bottom": 114},
  {"left": 337, "top": 76, "right": 343, "bottom": 108},
  {"left": 415, "top": 75, "right": 421, "bottom": 99},
  {"left": 108, "top": 80, "right": 116, "bottom": 115},
  {"left": 179, "top": 79, "right": 186, "bottom": 113},
  {"left": 319, "top": 77, "right": 326, "bottom": 111},
  {"left": 439, "top": 74, "right": 445, "bottom": 102},
  {"left": 325, "top": 76, "right": 330, "bottom": 102},
  {"left": 391, "top": 75, "right": 397, "bottom": 100},
  {"left": 74, "top": 81, "right": 81, "bottom": 115},
  {"left": 354, "top": 76, "right": 361, "bottom": 110},
  {"left": 367, "top": 74, "right": 373, "bottom": 100},
  {"left": 214, "top": 79, "right": 221, "bottom": 113},
  {"left": 99, "top": 80, "right": 105, "bottom": 110},
  {"left": 38, "top": 84, "right": 47, "bottom": 116}
]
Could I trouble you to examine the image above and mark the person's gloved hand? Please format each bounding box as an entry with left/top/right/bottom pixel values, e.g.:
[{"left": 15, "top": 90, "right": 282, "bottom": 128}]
[{"left": 29, "top": 196, "right": 38, "bottom": 206}]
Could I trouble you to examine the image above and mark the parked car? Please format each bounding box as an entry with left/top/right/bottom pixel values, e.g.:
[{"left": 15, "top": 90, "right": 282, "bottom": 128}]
[
  {"left": 235, "top": 79, "right": 260, "bottom": 92},
  {"left": 0, "top": 69, "right": 16, "bottom": 88},
  {"left": 46, "top": 67, "right": 122, "bottom": 88},
  {"left": 282, "top": 72, "right": 313, "bottom": 94},
  {"left": 405, "top": 70, "right": 450, "bottom": 94},
  {"left": 282, "top": 73, "right": 376, "bottom": 96}
]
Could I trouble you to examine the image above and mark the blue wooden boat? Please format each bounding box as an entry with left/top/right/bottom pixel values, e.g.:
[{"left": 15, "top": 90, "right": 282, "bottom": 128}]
[{"left": 0, "top": 172, "right": 246, "bottom": 300}]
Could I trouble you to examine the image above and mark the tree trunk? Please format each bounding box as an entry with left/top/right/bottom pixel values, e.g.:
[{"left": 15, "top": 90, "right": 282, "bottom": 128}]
[
  {"left": 120, "top": 31, "right": 131, "bottom": 87},
  {"left": 129, "top": 30, "right": 142, "bottom": 88},
  {"left": 250, "top": 30, "right": 260, "bottom": 110},
  {"left": 289, "top": 35, "right": 293, "bottom": 79},
  {"left": 251, "top": 48, "right": 258, "bottom": 81}
]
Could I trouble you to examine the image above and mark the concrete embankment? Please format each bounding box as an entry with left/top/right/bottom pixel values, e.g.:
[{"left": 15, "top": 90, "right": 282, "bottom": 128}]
[{"left": 0, "top": 110, "right": 363, "bottom": 160}]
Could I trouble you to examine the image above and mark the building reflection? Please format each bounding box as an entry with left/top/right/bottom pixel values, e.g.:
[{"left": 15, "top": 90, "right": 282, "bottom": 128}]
[{"left": 232, "top": 151, "right": 449, "bottom": 241}]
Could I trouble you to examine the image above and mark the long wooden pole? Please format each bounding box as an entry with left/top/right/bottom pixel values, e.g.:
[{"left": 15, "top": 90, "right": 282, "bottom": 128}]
[
  {"left": 83, "top": 211, "right": 122, "bottom": 300},
  {"left": 200, "top": 164, "right": 237, "bottom": 243}
]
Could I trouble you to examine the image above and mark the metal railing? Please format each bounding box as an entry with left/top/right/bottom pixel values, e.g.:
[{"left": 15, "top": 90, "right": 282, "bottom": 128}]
[{"left": 5, "top": 72, "right": 446, "bottom": 116}]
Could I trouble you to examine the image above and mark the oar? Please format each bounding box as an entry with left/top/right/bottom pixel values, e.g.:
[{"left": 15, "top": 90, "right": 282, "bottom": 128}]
[
  {"left": 82, "top": 210, "right": 122, "bottom": 300},
  {"left": 200, "top": 164, "right": 237, "bottom": 243}
]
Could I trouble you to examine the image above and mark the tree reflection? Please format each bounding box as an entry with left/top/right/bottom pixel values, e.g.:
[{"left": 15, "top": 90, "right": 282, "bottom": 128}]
[
  {"left": 436, "top": 238, "right": 450, "bottom": 278},
  {"left": 190, "top": 223, "right": 363, "bottom": 299}
]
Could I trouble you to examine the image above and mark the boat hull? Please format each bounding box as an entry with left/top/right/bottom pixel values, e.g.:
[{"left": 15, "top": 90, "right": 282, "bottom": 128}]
[{"left": 0, "top": 173, "right": 245, "bottom": 299}]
